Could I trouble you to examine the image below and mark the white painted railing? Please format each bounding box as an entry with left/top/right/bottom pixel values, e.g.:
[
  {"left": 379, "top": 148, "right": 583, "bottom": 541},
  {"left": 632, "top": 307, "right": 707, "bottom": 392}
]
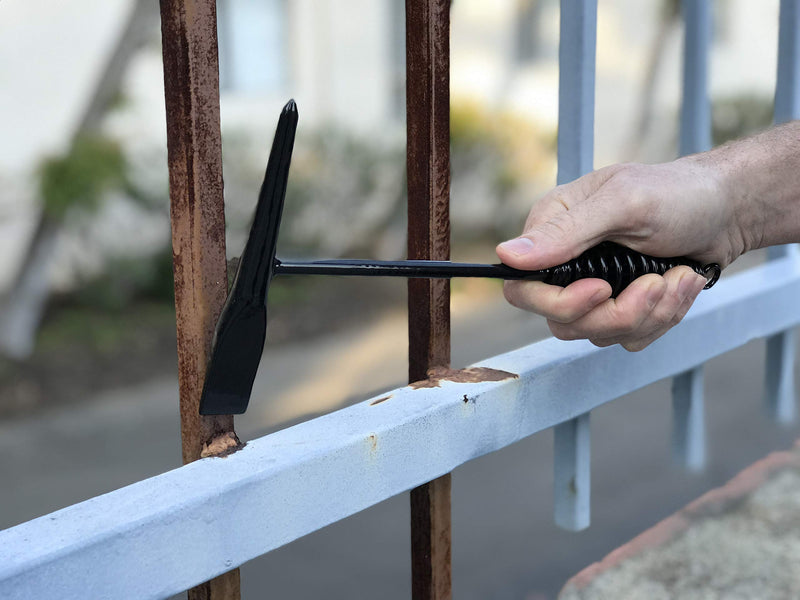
[
  {"left": 3, "top": 1, "right": 799, "bottom": 598},
  {"left": 3, "top": 255, "right": 800, "bottom": 599}
]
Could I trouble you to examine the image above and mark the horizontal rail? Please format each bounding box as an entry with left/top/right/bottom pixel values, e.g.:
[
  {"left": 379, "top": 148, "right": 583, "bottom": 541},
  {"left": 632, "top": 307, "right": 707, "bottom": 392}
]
[{"left": 3, "top": 256, "right": 800, "bottom": 599}]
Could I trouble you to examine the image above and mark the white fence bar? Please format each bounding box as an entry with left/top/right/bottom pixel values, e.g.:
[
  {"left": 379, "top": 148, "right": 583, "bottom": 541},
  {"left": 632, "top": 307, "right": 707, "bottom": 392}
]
[
  {"left": 556, "top": 0, "right": 596, "bottom": 184},
  {"left": 671, "top": 367, "right": 705, "bottom": 471},
  {"left": 554, "top": 0, "right": 597, "bottom": 531},
  {"left": 679, "top": 0, "right": 711, "bottom": 156},
  {"left": 4, "top": 255, "right": 800, "bottom": 600},
  {"left": 765, "top": 0, "right": 800, "bottom": 424},
  {"left": 554, "top": 413, "right": 591, "bottom": 530},
  {"left": 672, "top": 0, "right": 712, "bottom": 470},
  {"left": 774, "top": 0, "right": 800, "bottom": 124}
]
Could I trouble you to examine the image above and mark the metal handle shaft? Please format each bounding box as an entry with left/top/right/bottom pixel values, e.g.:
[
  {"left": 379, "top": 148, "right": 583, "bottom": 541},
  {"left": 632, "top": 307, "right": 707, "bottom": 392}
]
[{"left": 274, "top": 242, "right": 721, "bottom": 298}]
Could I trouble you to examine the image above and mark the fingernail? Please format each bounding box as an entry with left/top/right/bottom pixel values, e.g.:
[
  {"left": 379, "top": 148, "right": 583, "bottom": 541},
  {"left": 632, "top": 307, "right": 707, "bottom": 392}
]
[
  {"left": 677, "top": 274, "right": 695, "bottom": 300},
  {"left": 498, "top": 237, "right": 535, "bottom": 256},
  {"left": 694, "top": 274, "right": 707, "bottom": 295}
]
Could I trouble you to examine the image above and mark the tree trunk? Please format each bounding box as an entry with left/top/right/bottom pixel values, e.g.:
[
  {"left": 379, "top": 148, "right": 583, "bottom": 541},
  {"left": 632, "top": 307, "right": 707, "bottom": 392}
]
[
  {"left": 0, "top": 215, "right": 60, "bottom": 359},
  {"left": 0, "top": 0, "right": 157, "bottom": 360}
]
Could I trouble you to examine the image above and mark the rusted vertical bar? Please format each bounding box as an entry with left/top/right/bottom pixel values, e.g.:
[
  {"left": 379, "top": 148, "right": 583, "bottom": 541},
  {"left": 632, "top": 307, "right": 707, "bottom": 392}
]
[
  {"left": 406, "top": 0, "right": 452, "bottom": 598},
  {"left": 159, "top": 0, "right": 241, "bottom": 598}
]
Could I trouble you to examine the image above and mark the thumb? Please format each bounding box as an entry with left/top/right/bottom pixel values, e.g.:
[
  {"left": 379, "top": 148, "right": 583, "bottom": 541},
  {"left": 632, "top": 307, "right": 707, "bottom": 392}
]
[
  {"left": 497, "top": 166, "right": 626, "bottom": 270},
  {"left": 497, "top": 208, "right": 610, "bottom": 270}
]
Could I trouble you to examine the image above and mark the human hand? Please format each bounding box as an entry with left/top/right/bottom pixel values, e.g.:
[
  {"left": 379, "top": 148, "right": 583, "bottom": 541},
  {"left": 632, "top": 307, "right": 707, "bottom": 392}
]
[{"left": 496, "top": 160, "right": 744, "bottom": 351}]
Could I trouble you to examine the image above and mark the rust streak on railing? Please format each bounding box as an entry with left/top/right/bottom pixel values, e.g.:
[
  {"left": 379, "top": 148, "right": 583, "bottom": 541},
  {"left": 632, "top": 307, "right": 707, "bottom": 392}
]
[
  {"left": 159, "top": 0, "right": 241, "bottom": 597},
  {"left": 406, "top": 0, "right": 452, "bottom": 598}
]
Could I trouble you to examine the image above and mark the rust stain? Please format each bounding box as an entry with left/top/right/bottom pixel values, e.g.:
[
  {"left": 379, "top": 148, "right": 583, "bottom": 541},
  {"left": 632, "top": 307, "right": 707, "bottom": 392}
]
[
  {"left": 406, "top": 0, "right": 453, "bottom": 596},
  {"left": 369, "top": 395, "right": 392, "bottom": 406},
  {"left": 410, "top": 366, "right": 519, "bottom": 389},
  {"left": 367, "top": 433, "right": 378, "bottom": 453},
  {"left": 161, "top": 0, "right": 232, "bottom": 466},
  {"left": 160, "top": 0, "right": 240, "bottom": 597}
]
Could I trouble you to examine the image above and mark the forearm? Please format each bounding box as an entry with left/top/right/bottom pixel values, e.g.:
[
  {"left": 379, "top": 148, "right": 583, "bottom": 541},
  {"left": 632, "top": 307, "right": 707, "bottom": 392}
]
[{"left": 685, "top": 121, "right": 800, "bottom": 254}]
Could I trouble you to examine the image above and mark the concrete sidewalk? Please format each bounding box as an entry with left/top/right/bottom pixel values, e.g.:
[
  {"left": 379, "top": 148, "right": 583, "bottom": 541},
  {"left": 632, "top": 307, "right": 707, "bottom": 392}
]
[{"left": 560, "top": 443, "right": 800, "bottom": 599}]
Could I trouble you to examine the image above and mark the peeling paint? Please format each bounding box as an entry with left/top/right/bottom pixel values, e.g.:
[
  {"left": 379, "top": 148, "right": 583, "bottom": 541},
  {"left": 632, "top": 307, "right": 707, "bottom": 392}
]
[
  {"left": 369, "top": 395, "right": 392, "bottom": 406},
  {"left": 410, "top": 366, "right": 518, "bottom": 389}
]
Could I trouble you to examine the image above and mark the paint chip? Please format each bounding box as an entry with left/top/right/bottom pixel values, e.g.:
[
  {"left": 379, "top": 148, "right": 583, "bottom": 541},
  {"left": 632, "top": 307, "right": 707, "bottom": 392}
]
[{"left": 410, "top": 366, "right": 518, "bottom": 389}]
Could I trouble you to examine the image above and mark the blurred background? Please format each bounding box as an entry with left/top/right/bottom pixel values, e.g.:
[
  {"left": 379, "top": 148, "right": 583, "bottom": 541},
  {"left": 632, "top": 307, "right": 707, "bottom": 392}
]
[{"left": 1, "top": 1, "right": 797, "bottom": 598}]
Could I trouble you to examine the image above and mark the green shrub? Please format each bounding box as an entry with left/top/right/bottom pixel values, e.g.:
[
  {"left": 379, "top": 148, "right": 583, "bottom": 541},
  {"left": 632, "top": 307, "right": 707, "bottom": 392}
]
[{"left": 39, "top": 134, "right": 127, "bottom": 219}]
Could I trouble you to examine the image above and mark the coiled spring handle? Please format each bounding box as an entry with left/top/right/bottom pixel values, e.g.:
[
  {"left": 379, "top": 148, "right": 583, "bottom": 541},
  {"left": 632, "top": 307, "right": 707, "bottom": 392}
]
[{"left": 543, "top": 242, "right": 721, "bottom": 297}]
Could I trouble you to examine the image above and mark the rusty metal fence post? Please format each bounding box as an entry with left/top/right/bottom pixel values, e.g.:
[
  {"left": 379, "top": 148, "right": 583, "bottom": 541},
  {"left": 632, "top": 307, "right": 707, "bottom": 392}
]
[
  {"left": 406, "top": 0, "right": 452, "bottom": 598},
  {"left": 159, "top": 0, "right": 241, "bottom": 598}
]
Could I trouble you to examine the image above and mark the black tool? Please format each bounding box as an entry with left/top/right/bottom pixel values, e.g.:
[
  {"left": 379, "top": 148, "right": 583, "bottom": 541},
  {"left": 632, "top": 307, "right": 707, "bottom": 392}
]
[{"left": 199, "top": 100, "right": 721, "bottom": 415}]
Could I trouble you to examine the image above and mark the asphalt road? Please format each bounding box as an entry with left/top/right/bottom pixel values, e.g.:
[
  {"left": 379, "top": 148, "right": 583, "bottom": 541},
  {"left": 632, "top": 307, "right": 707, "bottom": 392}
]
[{"left": 2, "top": 274, "right": 799, "bottom": 599}]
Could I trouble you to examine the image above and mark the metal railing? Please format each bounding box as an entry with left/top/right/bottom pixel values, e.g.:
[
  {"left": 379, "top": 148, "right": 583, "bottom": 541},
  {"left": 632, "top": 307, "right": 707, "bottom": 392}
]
[{"left": 2, "top": 1, "right": 799, "bottom": 598}]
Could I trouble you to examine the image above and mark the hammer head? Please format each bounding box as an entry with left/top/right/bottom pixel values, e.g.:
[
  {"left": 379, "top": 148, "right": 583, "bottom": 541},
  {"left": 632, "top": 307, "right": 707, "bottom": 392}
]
[{"left": 199, "top": 100, "right": 298, "bottom": 415}]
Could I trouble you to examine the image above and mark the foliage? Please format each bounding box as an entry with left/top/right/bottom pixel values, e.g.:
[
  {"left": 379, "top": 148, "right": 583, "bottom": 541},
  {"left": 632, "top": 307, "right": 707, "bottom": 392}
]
[
  {"left": 70, "top": 247, "right": 176, "bottom": 312},
  {"left": 218, "top": 101, "right": 555, "bottom": 260},
  {"left": 38, "top": 134, "right": 127, "bottom": 219},
  {"left": 282, "top": 126, "right": 407, "bottom": 257},
  {"left": 450, "top": 99, "right": 556, "bottom": 240},
  {"left": 451, "top": 99, "right": 555, "bottom": 188}
]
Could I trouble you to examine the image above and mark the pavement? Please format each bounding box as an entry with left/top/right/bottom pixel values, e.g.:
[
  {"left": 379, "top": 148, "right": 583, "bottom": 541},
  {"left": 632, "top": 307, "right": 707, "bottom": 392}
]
[
  {"left": 2, "top": 275, "right": 800, "bottom": 599},
  {"left": 559, "top": 444, "right": 800, "bottom": 600}
]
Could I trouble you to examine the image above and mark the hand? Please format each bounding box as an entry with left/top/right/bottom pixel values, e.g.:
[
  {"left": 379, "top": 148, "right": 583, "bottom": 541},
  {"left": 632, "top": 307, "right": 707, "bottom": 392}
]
[{"left": 497, "top": 160, "right": 744, "bottom": 351}]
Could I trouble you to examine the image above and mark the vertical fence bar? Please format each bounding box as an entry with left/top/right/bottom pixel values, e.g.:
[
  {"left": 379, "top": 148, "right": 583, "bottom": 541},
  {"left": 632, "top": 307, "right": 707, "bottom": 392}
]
[
  {"left": 159, "top": 1, "right": 241, "bottom": 598},
  {"left": 554, "top": 413, "right": 591, "bottom": 529},
  {"left": 671, "top": 367, "right": 705, "bottom": 470},
  {"left": 679, "top": 0, "right": 712, "bottom": 156},
  {"left": 552, "top": 0, "right": 597, "bottom": 532},
  {"left": 765, "top": 0, "right": 800, "bottom": 424},
  {"left": 672, "top": 0, "right": 711, "bottom": 471},
  {"left": 406, "top": 0, "right": 452, "bottom": 598}
]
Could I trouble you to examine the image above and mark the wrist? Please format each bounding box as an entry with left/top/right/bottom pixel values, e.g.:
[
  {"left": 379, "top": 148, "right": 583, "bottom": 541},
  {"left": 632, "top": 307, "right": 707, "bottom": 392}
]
[
  {"left": 677, "top": 150, "right": 755, "bottom": 266},
  {"left": 692, "top": 123, "right": 800, "bottom": 257}
]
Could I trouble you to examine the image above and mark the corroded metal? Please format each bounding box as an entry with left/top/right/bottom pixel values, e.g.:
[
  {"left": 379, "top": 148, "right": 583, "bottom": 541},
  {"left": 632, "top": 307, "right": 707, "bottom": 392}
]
[
  {"left": 406, "top": 0, "right": 452, "bottom": 597},
  {"left": 159, "top": 0, "right": 240, "bottom": 597}
]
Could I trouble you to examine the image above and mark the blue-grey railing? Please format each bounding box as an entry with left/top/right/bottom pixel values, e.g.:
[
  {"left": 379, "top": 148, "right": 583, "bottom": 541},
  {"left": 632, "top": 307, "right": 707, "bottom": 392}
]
[
  {"left": 767, "top": 0, "right": 800, "bottom": 425},
  {"left": 553, "top": 0, "right": 597, "bottom": 532},
  {"left": 1, "top": 1, "right": 798, "bottom": 597}
]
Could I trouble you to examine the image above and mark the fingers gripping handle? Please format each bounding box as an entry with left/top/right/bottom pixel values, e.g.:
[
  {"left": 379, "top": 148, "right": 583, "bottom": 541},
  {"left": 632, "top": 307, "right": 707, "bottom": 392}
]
[{"left": 542, "top": 242, "right": 721, "bottom": 298}]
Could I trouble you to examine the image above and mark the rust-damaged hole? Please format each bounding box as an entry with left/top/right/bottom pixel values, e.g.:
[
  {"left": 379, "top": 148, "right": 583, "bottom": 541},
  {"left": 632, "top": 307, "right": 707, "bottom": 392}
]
[
  {"left": 201, "top": 431, "right": 246, "bottom": 458},
  {"left": 369, "top": 395, "right": 392, "bottom": 406},
  {"left": 411, "top": 366, "right": 518, "bottom": 389}
]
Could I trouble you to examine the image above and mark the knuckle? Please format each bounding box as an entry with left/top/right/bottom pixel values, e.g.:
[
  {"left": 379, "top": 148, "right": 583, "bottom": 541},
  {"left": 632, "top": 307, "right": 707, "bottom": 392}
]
[
  {"left": 550, "top": 299, "right": 586, "bottom": 324},
  {"left": 548, "top": 321, "right": 579, "bottom": 341},
  {"left": 605, "top": 305, "right": 639, "bottom": 333}
]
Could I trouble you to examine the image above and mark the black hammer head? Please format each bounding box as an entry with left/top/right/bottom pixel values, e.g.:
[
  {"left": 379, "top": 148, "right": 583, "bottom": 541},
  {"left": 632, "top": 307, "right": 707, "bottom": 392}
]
[{"left": 199, "top": 100, "right": 298, "bottom": 415}]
